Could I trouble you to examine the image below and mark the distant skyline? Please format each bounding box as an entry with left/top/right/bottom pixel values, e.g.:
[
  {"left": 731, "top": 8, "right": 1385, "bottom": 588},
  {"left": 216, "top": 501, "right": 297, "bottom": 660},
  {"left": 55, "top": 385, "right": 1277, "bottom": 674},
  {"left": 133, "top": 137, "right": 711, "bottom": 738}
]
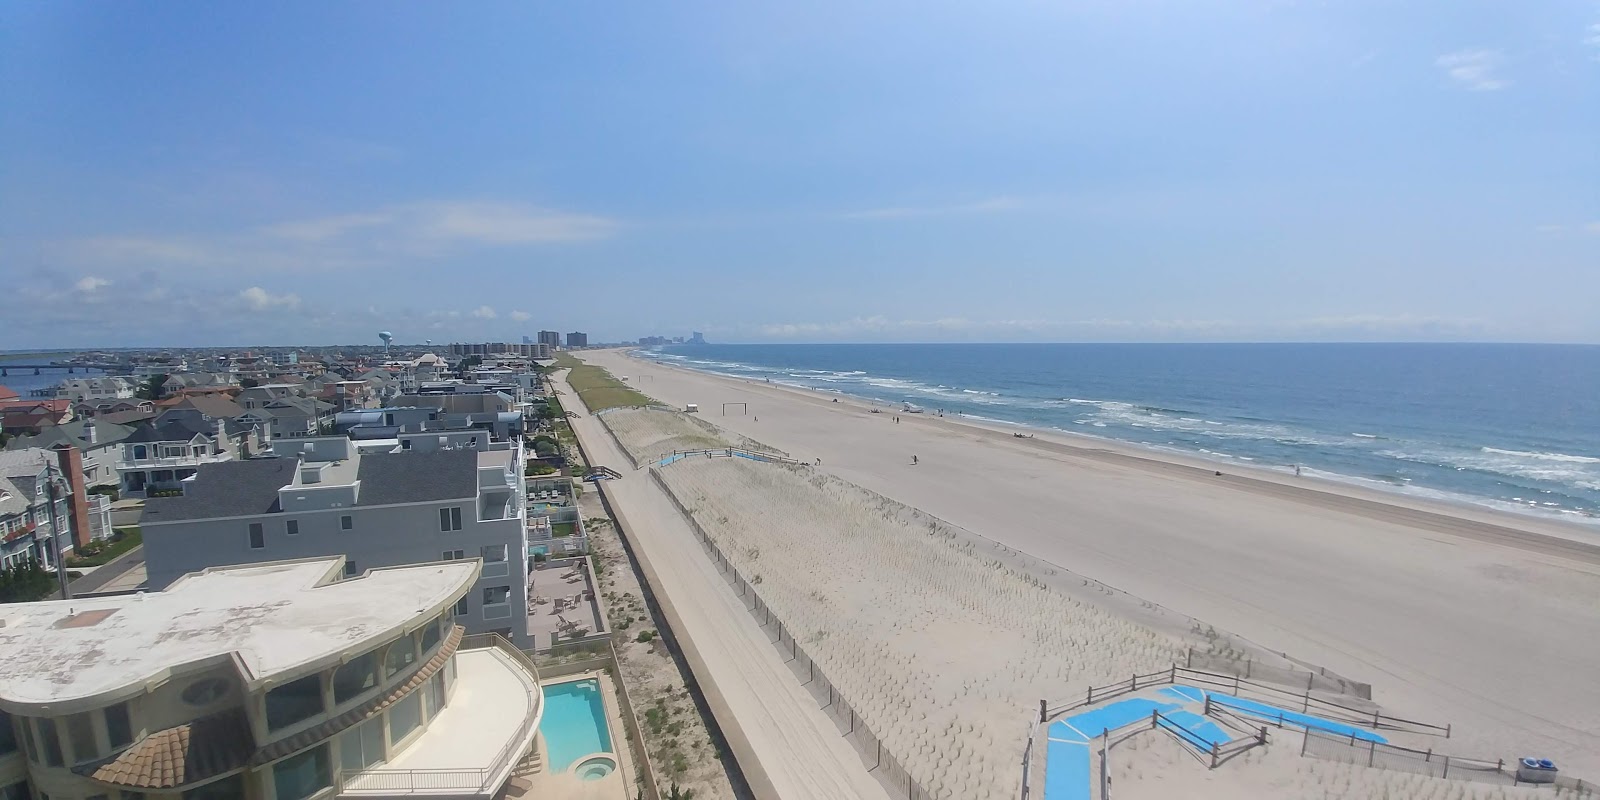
[{"left": 2, "top": 2, "right": 1597, "bottom": 348}]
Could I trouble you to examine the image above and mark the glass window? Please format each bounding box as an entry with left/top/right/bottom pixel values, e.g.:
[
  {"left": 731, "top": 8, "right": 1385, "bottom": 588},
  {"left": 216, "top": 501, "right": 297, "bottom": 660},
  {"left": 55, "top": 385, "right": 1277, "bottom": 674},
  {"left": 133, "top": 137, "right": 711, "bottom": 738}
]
[
  {"left": 426, "top": 672, "right": 446, "bottom": 718},
  {"left": 105, "top": 702, "right": 132, "bottom": 749},
  {"left": 482, "top": 586, "right": 510, "bottom": 605},
  {"left": 383, "top": 638, "right": 417, "bottom": 678},
  {"left": 248, "top": 523, "right": 264, "bottom": 549},
  {"left": 271, "top": 743, "right": 330, "bottom": 800},
  {"left": 36, "top": 718, "right": 63, "bottom": 767},
  {"left": 441, "top": 549, "right": 464, "bottom": 560},
  {"left": 332, "top": 651, "right": 379, "bottom": 704},
  {"left": 18, "top": 715, "right": 35, "bottom": 761},
  {"left": 66, "top": 712, "right": 96, "bottom": 762},
  {"left": 453, "top": 597, "right": 469, "bottom": 616},
  {"left": 387, "top": 692, "right": 422, "bottom": 745},
  {"left": 0, "top": 781, "right": 30, "bottom": 800},
  {"left": 420, "top": 618, "right": 442, "bottom": 654},
  {"left": 183, "top": 775, "right": 243, "bottom": 800},
  {"left": 265, "top": 674, "right": 325, "bottom": 731},
  {"left": 439, "top": 507, "right": 462, "bottom": 531},
  {"left": 340, "top": 515, "right": 353, "bottom": 530},
  {"left": 286, "top": 519, "right": 298, "bottom": 535},
  {"left": 0, "top": 709, "right": 15, "bottom": 755},
  {"left": 343, "top": 560, "right": 357, "bottom": 577},
  {"left": 480, "top": 544, "right": 506, "bottom": 563},
  {"left": 338, "top": 716, "right": 385, "bottom": 773}
]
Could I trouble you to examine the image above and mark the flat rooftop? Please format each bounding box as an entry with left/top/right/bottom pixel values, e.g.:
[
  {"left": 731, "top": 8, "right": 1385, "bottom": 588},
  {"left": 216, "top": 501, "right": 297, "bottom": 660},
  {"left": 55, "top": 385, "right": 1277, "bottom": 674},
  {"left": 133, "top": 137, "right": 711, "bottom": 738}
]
[{"left": 0, "top": 558, "right": 478, "bottom": 707}]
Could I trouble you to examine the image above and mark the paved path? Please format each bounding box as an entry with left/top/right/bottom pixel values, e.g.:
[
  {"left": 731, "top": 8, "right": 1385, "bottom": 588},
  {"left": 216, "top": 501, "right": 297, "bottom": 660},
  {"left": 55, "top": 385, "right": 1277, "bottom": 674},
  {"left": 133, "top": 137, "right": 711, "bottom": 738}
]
[{"left": 556, "top": 372, "right": 891, "bottom": 800}]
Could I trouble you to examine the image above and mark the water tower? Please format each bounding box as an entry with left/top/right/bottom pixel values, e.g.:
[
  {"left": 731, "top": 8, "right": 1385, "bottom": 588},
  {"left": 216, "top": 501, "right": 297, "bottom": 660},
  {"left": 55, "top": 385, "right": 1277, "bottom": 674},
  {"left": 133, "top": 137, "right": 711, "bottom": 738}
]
[{"left": 378, "top": 331, "right": 393, "bottom": 354}]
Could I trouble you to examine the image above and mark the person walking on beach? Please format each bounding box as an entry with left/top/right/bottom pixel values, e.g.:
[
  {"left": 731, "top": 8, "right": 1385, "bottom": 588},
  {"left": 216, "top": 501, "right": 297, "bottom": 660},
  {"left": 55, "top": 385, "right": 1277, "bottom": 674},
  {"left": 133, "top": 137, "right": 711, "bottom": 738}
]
[
  {"left": 912, "top": 455, "right": 918, "bottom": 465},
  {"left": 1294, "top": 464, "right": 1301, "bottom": 477}
]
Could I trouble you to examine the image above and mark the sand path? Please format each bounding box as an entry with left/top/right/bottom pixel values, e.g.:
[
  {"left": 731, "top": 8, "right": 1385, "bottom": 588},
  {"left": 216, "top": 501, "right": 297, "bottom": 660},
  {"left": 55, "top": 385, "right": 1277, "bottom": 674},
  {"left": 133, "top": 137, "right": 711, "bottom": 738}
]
[
  {"left": 554, "top": 370, "right": 892, "bottom": 800},
  {"left": 585, "top": 349, "right": 1600, "bottom": 778}
]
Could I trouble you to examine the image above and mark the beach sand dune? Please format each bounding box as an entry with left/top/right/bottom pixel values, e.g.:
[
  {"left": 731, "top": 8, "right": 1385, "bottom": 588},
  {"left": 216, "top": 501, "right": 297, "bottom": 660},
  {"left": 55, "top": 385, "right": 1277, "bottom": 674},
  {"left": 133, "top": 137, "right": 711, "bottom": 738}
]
[{"left": 582, "top": 348, "right": 1600, "bottom": 778}]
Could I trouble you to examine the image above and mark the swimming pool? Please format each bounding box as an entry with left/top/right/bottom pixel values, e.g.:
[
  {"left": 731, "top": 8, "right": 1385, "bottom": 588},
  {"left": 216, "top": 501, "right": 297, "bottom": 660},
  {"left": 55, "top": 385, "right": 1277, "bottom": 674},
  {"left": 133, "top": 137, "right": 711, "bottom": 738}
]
[{"left": 539, "top": 679, "right": 615, "bottom": 773}]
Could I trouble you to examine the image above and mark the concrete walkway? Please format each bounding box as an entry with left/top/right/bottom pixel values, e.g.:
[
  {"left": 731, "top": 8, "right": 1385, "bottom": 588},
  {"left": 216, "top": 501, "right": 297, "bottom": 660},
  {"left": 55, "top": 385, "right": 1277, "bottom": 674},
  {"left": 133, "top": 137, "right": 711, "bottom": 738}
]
[{"left": 555, "top": 372, "right": 891, "bottom": 800}]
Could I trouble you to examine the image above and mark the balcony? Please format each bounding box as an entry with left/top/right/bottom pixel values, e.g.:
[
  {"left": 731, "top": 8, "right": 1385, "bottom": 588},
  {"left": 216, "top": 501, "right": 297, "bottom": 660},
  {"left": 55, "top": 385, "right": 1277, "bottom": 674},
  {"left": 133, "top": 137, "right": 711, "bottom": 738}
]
[
  {"left": 339, "top": 635, "right": 543, "bottom": 798},
  {"left": 115, "top": 452, "right": 232, "bottom": 471}
]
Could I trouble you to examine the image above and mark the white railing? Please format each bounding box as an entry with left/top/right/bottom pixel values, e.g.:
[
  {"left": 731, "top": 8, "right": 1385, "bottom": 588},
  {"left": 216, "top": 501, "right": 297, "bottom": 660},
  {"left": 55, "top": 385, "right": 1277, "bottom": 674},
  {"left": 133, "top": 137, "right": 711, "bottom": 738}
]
[{"left": 116, "top": 453, "right": 232, "bottom": 470}]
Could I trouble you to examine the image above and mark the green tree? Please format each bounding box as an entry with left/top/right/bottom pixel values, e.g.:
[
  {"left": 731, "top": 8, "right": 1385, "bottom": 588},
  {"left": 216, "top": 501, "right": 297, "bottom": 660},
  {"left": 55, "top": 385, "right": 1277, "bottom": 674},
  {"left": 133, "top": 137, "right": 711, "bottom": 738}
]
[
  {"left": 134, "top": 373, "right": 168, "bottom": 401},
  {"left": 0, "top": 558, "right": 55, "bottom": 603},
  {"left": 239, "top": 377, "right": 260, "bottom": 389}
]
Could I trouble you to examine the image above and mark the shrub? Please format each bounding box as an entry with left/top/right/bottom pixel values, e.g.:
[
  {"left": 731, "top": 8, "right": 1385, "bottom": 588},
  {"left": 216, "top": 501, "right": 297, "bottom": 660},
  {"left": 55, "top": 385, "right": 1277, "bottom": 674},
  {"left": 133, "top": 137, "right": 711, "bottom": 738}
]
[{"left": 635, "top": 630, "right": 656, "bottom": 644}]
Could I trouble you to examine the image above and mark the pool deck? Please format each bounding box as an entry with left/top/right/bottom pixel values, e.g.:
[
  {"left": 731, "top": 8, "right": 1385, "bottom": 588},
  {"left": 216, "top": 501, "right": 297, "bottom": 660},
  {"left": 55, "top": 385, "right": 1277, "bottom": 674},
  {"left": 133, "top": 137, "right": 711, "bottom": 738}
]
[{"left": 506, "top": 671, "right": 634, "bottom": 800}]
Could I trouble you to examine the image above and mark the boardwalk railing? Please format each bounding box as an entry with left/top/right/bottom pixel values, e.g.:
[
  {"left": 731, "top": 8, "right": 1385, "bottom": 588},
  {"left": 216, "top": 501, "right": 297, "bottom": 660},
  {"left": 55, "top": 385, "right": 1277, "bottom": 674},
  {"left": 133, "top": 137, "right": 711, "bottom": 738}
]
[
  {"left": 651, "top": 468, "right": 938, "bottom": 800},
  {"left": 1043, "top": 665, "right": 1451, "bottom": 739},
  {"left": 647, "top": 447, "right": 811, "bottom": 470},
  {"left": 1300, "top": 728, "right": 1595, "bottom": 796}
]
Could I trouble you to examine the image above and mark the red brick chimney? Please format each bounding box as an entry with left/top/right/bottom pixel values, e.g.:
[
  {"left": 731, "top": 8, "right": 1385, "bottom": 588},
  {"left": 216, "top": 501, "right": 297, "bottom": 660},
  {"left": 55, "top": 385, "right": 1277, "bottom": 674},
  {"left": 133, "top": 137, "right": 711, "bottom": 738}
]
[{"left": 51, "top": 444, "right": 93, "bottom": 549}]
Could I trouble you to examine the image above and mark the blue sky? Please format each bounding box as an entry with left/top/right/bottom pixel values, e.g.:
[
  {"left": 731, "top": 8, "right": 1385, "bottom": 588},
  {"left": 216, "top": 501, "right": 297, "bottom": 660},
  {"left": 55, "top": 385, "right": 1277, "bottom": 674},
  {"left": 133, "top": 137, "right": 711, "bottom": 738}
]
[{"left": 2, "top": 1, "right": 1597, "bottom": 347}]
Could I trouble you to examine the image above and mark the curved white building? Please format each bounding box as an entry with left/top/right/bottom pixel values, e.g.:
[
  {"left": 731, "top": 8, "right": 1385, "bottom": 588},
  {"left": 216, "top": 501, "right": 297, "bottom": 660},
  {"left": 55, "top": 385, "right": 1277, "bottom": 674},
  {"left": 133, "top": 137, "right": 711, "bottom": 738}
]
[{"left": 0, "top": 556, "right": 543, "bottom": 800}]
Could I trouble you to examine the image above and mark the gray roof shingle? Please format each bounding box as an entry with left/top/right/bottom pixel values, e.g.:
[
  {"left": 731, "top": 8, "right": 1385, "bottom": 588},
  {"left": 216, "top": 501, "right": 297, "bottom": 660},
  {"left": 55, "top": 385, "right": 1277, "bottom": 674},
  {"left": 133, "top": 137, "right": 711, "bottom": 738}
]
[{"left": 354, "top": 450, "right": 477, "bottom": 506}]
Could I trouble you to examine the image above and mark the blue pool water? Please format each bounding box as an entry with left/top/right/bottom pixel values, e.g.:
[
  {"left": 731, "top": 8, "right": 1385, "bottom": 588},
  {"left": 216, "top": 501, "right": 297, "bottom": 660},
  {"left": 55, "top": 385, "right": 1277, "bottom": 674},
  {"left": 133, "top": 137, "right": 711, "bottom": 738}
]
[{"left": 539, "top": 679, "right": 614, "bottom": 772}]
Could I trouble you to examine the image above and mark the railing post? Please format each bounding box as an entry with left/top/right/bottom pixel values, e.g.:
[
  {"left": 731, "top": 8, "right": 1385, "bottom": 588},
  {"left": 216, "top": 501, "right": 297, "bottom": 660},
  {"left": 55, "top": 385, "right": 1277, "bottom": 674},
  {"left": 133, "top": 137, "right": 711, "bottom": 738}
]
[
  {"left": 1039, "top": 700, "right": 1046, "bottom": 723},
  {"left": 1367, "top": 739, "right": 1376, "bottom": 767}
]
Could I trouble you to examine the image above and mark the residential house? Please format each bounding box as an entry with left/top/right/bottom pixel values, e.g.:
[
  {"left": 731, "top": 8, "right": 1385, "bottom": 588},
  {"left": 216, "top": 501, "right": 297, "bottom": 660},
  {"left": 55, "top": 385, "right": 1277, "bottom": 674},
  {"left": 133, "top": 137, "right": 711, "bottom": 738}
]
[
  {"left": 236, "top": 384, "right": 306, "bottom": 410},
  {"left": 115, "top": 418, "right": 238, "bottom": 498},
  {"left": 0, "top": 446, "right": 93, "bottom": 571},
  {"left": 160, "top": 372, "right": 239, "bottom": 398},
  {"left": 0, "top": 556, "right": 550, "bottom": 800},
  {"left": 52, "top": 376, "right": 135, "bottom": 405},
  {"left": 0, "top": 398, "right": 72, "bottom": 436},
  {"left": 6, "top": 418, "right": 136, "bottom": 488},
  {"left": 140, "top": 435, "right": 532, "bottom": 647},
  {"left": 237, "top": 397, "right": 336, "bottom": 440}
]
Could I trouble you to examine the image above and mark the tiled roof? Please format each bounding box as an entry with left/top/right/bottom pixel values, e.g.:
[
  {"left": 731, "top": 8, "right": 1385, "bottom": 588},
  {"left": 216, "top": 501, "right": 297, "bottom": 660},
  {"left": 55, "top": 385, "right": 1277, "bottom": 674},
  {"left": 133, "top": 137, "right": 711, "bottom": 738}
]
[
  {"left": 79, "top": 625, "right": 464, "bottom": 789},
  {"left": 78, "top": 707, "right": 253, "bottom": 789}
]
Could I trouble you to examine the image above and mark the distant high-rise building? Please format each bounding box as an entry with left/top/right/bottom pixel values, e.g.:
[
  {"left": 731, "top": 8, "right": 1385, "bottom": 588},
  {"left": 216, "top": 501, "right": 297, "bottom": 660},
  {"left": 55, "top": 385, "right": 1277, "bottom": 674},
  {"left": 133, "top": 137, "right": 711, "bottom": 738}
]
[
  {"left": 565, "top": 332, "right": 588, "bottom": 348},
  {"left": 537, "top": 331, "right": 560, "bottom": 349},
  {"left": 521, "top": 335, "right": 532, "bottom": 344},
  {"left": 689, "top": 331, "right": 707, "bottom": 345}
]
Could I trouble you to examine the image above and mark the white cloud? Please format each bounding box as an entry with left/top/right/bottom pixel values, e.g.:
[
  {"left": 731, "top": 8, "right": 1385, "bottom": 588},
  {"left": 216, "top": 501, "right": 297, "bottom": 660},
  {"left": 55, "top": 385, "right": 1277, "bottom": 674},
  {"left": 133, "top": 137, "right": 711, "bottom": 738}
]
[
  {"left": 75, "top": 276, "right": 111, "bottom": 292},
  {"left": 469, "top": 305, "right": 498, "bottom": 319},
  {"left": 1586, "top": 221, "right": 1600, "bottom": 233},
  {"left": 844, "top": 197, "right": 1022, "bottom": 220},
  {"left": 264, "top": 212, "right": 392, "bottom": 242},
  {"left": 239, "top": 286, "right": 302, "bottom": 311},
  {"left": 1585, "top": 23, "right": 1600, "bottom": 55},
  {"left": 1436, "top": 48, "right": 1510, "bottom": 91},
  {"left": 509, "top": 310, "right": 532, "bottom": 322},
  {"left": 414, "top": 202, "right": 616, "bottom": 243}
]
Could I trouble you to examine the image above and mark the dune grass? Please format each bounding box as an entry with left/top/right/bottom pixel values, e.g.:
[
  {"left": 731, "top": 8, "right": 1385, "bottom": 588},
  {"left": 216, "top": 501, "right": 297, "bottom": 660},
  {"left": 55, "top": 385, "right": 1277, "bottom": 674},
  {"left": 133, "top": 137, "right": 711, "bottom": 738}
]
[{"left": 557, "top": 352, "right": 656, "bottom": 411}]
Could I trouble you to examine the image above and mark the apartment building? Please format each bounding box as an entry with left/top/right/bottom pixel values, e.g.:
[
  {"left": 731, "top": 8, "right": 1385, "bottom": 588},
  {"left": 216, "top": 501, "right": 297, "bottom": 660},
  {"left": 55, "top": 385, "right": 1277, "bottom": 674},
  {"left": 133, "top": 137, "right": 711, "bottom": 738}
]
[
  {"left": 139, "top": 435, "right": 531, "bottom": 647},
  {"left": 0, "top": 556, "right": 544, "bottom": 800}
]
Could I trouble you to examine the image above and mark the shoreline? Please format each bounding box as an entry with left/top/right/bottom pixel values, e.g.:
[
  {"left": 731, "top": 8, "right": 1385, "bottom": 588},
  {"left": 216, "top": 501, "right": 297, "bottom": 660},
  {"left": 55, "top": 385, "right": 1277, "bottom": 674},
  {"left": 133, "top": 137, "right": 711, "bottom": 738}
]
[
  {"left": 632, "top": 347, "right": 1600, "bottom": 531},
  {"left": 622, "top": 348, "right": 1600, "bottom": 554}
]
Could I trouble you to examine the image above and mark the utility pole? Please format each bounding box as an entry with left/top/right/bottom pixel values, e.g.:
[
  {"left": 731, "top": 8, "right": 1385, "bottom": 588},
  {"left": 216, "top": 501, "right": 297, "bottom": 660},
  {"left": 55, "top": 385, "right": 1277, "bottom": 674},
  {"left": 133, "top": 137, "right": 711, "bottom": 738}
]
[{"left": 36, "top": 464, "right": 72, "bottom": 600}]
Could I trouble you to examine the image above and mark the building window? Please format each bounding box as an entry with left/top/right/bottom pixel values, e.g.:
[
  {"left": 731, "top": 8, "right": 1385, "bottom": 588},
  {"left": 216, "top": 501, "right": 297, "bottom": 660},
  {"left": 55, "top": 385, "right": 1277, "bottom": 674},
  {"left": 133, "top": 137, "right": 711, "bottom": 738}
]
[
  {"left": 387, "top": 692, "right": 422, "bottom": 745},
  {"left": 480, "top": 544, "right": 506, "bottom": 563},
  {"left": 340, "top": 515, "right": 353, "bottom": 531},
  {"left": 248, "top": 523, "right": 264, "bottom": 549},
  {"left": 271, "top": 742, "right": 331, "bottom": 800},
  {"left": 453, "top": 597, "right": 469, "bottom": 616},
  {"left": 64, "top": 712, "right": 97, "bottom": 763},
  {"left": 1, "top": 781, "right": 32, "bottom": 800},
  {"left": 332, "top": 651, "right": 379, "bottom": 705},
  {"left": 286, "top": 519, "right": 298, "bottom": 535},
  {"left": 265, "top": 674, "right": 325, "bottom": 731},
  {"left": 384, "top": 637, "right": 418, "bottom": 679},
  {"left": 482, "top": 586, "right": 510, "bottom": 606},
  {"left": 420, "top": 618, "right": 442, "bottom": 654},
  {"left": 36, "top": 718, "right": 64, "bottom": 767},
  {"left": 401, "top": 439, "right": 412, "bottom": 451},
  {"left": 441, "top": 549, "right": 464, "bottom": 561},
  {"left": 425, "top": 671, "right": 446, "bottom": 719},
  {"left": 338, "top": 717, "right": 384, "bottom": 773},
  {"left": 105, "top": 702, "right": 133, "bottom": 749},
  {"left": 438, "top": 507, "right": 462, "bottom": 531},
  {"left": 344, "top": 560, "right": 357, "bottom": 577},
  {"left": 181, "top": 774, "right": 241, "bottom": 799},
  {"left": 0, "top": 709, "right": 15, "bottom": 756}
]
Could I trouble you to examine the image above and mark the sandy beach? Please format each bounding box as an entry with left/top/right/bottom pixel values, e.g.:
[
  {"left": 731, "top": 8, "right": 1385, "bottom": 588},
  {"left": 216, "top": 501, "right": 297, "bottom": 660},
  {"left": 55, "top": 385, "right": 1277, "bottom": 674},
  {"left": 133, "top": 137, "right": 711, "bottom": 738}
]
[{"left": 582, "top": 348, "right": 1600, "bottom": 779}]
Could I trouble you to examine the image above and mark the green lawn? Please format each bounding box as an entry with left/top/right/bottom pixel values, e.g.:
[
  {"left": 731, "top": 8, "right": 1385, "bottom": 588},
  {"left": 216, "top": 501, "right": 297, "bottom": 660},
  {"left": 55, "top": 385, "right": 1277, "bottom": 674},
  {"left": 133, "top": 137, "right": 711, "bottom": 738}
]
[
  {"left": 552, "top": 521, "right": 577, "bottom": 538},
  {"left": 67, "top": 526, "right": 142, "bottom": 567}
]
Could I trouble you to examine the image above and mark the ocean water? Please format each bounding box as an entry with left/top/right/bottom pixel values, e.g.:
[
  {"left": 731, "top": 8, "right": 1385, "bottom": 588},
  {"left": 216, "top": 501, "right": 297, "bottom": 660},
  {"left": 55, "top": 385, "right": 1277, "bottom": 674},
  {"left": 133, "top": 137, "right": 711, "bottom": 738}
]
[{"left": 638, "top": 343, "right": 1600, "bottom": 526}]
